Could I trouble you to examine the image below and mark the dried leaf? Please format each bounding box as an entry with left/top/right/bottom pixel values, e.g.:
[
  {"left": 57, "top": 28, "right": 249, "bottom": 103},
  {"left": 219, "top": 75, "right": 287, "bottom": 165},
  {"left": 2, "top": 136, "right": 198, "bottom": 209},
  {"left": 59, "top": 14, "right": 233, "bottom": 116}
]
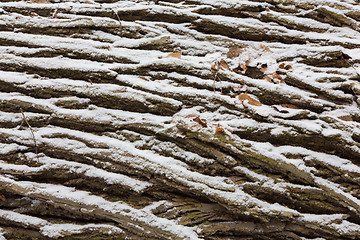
[
  {"left": 215, "top": 124, "right": 233, "bottom": 134},
  {"left": 166, "top": 52, "right": 182, "bottom": 59},
  {"left": 280, "top": 104, "right": 299, "bottom": 109},
  {"left": 350, "top": 82, "right": 356, "bottom": 89},
  {"left": 0, "top": 194, "right": 6, "bottom": 202},
  {"left": 338, "top": 115, "right": 353, "bottom": 121},
  {"left": 211, "top": 64, "right": 218, "bottom": 71},
  {"left": 139, "top": 76, "right": 148, "bottom": 81},
  {"left": 192, "top": 117, "right": 207, "bottom": 128},
  {"left": 279, "top": 62, "right": 292, "bottom": 70},
  {"left": 259, "top": 44, "right": 271, "bottom": 52},
  {"left": 227, "top": 46, "right": 242, "bottom": 59},
  {"left": 52, "top": 9, "right": 57, "bottom": 18},
  {"left": 32, "top": 0, "right": 50, "bottom": 3},
  {"left": 238, "top": 93, "right": 262, "bottom": 106},
  {"left": 218, "top": 59, "right": 230, "bottom": 70},
  {"left": 260, "top": 64, "right": 267, "bottom": 73},
  {"left": 285, "top": 64, "right": 292, "bottom": 70},
  {"left": 264, "top": 75, "right": 273, "bottom": 83},
  {"left": 88, "top": 79, "right": 93, "bottom": 85},
  {"left": 240, "top": 63, "right": 247, "bottom": 72},
  {"left": 279, "top": 63, "right": 286, "bottom": 69},
  {"left": 273, "top": 72, "right": 284, "bottom": 82},
  {"left": 215, "top": 126, "right": 225, "bottom": 134}
]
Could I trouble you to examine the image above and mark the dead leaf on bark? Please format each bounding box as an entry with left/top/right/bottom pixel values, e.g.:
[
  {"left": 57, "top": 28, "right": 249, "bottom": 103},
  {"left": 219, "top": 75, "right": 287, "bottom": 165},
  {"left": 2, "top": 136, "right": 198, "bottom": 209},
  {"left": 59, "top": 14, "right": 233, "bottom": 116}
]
[
  {"left": 227, "top": 46, "right": 243, "bottom": 59},
  {"left": 166, "top": 52, "right": 182, "bottom": 59},
  {"left": 261, "top": 64, "right": 267, "bottom": 73},
  {"left": 214, "top": 124, "right": 233, "bottom": 134},
  {"left": 264, "top": 75, "right": 273, "bottom": 83},
  {"left": 52, "top": 10, "right": 58, "bottom": 19},
  {"left": 32, "top": 0, "right": 50, "bottom": 3},
  {"left": 273, "top": 72, "right": 284, "bottom": 83},
  {"left": 259, "top": 44, "right": 271, "bottom": 52},
  {"left": 279, "top": 62, "right": 292, "bottom": 70},
  {"left": 238, "top": 93, "right": 262, "bottom": 106},
  {"left": 280, "top": 104, "right": 299, "bottom": 109},
  {"left": 192, "top": 116, "right": 207, "bottom": 127},
  {"left": 218, "top": 59, "right": 230, "bottom": 70},
  {"left": 211, "top": 63, "right": 218, "bottom": 71},
  {"left": 215, "top": 125, "right": 225, "bottom": 134},
  {"left": 240, "top": 63, "right": 247, "bottom": 72},
  {"left": 338, "top": 115, "right": 353, "bottom": 121},
  {"left": 0, "top": 194, "right": 6, "bottom": 202}
]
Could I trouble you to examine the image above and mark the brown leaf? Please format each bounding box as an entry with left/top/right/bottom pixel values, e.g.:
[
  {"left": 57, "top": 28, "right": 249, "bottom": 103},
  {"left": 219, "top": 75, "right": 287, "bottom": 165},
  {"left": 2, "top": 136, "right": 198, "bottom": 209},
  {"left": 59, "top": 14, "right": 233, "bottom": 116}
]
[
  {"left": 0, "top": 194, "right": 6, "bottom": 202},
  {"left": 260, "top": 64, "right": 267, "bottom": 73},
  {"left": 32, "top": 0, "right": 50, "bottom": 3},
  {"left": 240, "top": 63, "right": 247, "bottom": 72},
  {"left": 88, "top": 79, "right": 93, "bottom": 85},
  {"left": 280, "top": 104, "right": 299, "bottom": 109},
  {"left": 227, "top": 46, "right": 242, "bottom": 59},
  {"left": 166, "top": 52, "right": 182, "bottom": 59},
  {"left": 350, "top": 82, "right": 356, "bottom": 89},
  {"left": 214, "top": 124, "right": 233, "bottom": 134},
  {"left": 218, "top": 59, "right": 230, "bottom": 70},
  {"left": 259, "top": 44, "right": 271, "bottom": 52},
  {"left": 273, "top": 72, "right": 284, "bottom": 82},
  {"left": 211, "top": 64, "right": 218, "bottom": 71},
  {"left": 338, "top": 115, "right": 353, "bottom": 121},
  {"left": 52, "top": 10, "right": 57, "bottom": 18},
  {"left": 264, "top": 75, "right": 273, "bottom": 83},
  {"left": 238, "top": 93, "right": 262, "bottom": 106},
  {"left": 215, "top": 126, "right": 225, "bottom": 134},
  {"left": 279, "top": 63, "right": 286, "bottom": 69},
  {"left": 192, "top": 116, "right": 207, "bottom": 128},
  {"left": 285, "top": 64, "right": 292, "bottom": 70},
  {"left": 279, "top": 62, "right": 292, "bottom": 70}
]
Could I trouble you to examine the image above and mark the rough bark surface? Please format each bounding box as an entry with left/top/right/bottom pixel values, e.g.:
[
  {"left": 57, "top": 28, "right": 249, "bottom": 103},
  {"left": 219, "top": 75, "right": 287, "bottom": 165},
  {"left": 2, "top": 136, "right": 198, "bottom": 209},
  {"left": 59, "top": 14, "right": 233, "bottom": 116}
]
[{"left": 1, "top": 0, "right": 360, "bottom": 239}]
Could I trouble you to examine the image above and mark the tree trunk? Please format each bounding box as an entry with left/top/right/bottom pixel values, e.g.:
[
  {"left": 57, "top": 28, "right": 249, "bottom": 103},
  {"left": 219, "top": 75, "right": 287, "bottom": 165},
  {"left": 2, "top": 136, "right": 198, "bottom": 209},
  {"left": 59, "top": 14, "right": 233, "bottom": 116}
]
[{"left": 1, "top": 0, "right": 360, "bottom": 239}]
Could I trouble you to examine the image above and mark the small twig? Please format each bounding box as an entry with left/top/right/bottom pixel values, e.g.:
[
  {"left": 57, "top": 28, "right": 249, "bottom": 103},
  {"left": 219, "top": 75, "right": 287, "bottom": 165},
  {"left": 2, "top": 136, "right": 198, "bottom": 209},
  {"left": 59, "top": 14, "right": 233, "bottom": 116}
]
[
  {"left": 113, "top": 10, "right": 123, "bottom": 32},
  {"left": 213, "top": 71, "right": 218, "bottom": 93},
  {"left": 20, "top": 108, "right": 39, "bottom": 166},
  {"left": 213, "top": 71, "right": 223, "bottom": 93}
]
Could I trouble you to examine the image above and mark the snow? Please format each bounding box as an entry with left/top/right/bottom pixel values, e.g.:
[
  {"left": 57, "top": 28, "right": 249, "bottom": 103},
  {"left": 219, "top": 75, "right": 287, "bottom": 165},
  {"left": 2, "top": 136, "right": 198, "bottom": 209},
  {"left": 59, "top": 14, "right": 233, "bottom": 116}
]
[
  {"left": 0, "top": 209, "right": 124, "bottom": 238},
  {"left": 1, "top": 0, "right": 360, "bottom": 238},
  {"left": 0, "top": 152, "right": 152, "bottom": 193},
  {"left": 0, "top": 175, "right": 201, "bottom": 239},
  {"left": 0, "top": 227, "right": 5, "bottom": 240},
  {"left": 0, "top": 143, "right": 27, "bottom": 154},
  {"left": 40, "top": 223, "right": 124, "bottom": 238}
]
